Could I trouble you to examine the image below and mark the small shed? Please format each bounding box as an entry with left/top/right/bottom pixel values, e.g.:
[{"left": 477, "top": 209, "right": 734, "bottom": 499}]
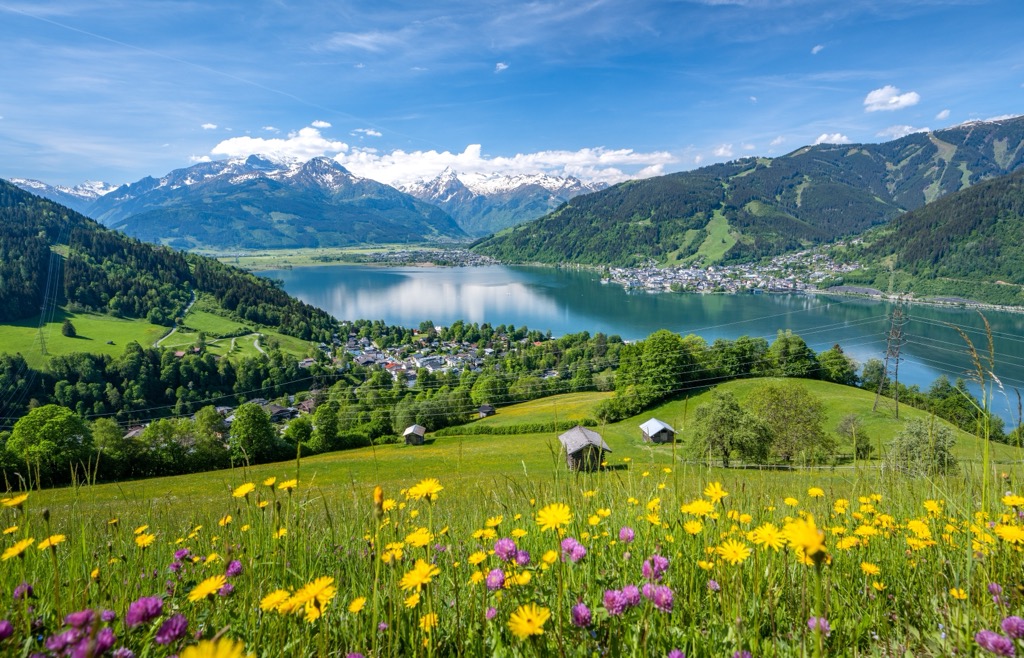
[
  {"left": 558, "top": 425, "right": 611, "bottom": 472},
  {"left": 403, "top": 424, "right": 427, "bottom": 446},
  {"left": 478, "top": 403, "right": 496, "bottom": 419},
  {"left": 640, "top": 418, "right": 675, "bottom": 444}
]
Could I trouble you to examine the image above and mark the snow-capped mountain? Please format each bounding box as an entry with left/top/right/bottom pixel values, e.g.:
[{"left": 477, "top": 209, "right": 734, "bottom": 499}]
[
  {"left": 9, "top": 178, "right": 117, "bottom": 214},
  {"left": 82, "top": 155, "right": 465, "bottom": 250},
  {"left": 400, "top": 167, "right": 607, "bottom": 236}
]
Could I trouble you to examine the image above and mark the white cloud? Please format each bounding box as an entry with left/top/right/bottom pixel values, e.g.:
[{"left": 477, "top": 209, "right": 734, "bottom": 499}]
[
  {"left": 262, "top": 125, "right": 279, "bottom": 133},
  {"left": 742, "top": 143, "right": 755, "bottom": 151},
  {"left": 495, "top": 62, "right": 509, "bottom": 73},
  {"left": 985, "top": 113, "right": 1021, "bottom": 122},
  {"left": 311, "top": 120, "right": 332, "bottom": 128},
  {"left": 352, "top": 128, "right": 383, "bottom": 137},
  {"left": 863, "top": 85, "right": 920, "bottom": 112},
  {"left": 814, "top": 133, "right": 851, "bottom": 145},
  {"left": 876, "top": 125, "right": 929, "bottom": 140},
  {"left": 189, "top": 155, "right": 212, "bottom": 163},
  {"left": 811, "top": 44, "right": 824, "bottom": 55},
  {"left": 749, "top": 96, "right": 757, "bottom": 103},
  {"left": 935, "top": 109, "right": 950, "bottom": 120},
  {"left": 694, "top": 155, "right": 704, "bottom": 165},
  {"left": 770, "top": 136, "right": 785, "bottom": 146},
  {"left": 201, "top": 123, "right": 218, "bottom": 130},
  {"left": 211, "top": 125, "right": 349, "bottom": 162},
  {"left": 713, "top": 144, "right": 734, "bottom": 157},
  {"left": 335, "top": 143, "right": 677, "bottom": 186}
]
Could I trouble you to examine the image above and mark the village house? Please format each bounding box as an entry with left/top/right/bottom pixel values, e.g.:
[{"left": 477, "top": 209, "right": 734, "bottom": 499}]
[
  {"left": 639, "top": 418, "right": 675, "bottom": 444},
  {"left": 403, "top": 424, "right": 427, "bottom": 446},
  {"left": 558, "top": 425, "right": 611, "bottom": 472}
]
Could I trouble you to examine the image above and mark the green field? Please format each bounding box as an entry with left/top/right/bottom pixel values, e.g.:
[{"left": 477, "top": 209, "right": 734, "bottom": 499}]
[
  {"left": 209, "top": 245, "right": 426, "bottom": 271},
  {"left": 692, "top": 208, "right": 736, "bottom": 264},
  {"left": 0, "top": 309, "right": 166, "bottom": 367}
]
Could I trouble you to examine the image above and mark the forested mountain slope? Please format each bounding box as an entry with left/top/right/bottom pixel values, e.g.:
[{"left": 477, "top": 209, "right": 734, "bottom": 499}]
[{"left": 474, "top": 117, "right": 1024, "bottom": 266}]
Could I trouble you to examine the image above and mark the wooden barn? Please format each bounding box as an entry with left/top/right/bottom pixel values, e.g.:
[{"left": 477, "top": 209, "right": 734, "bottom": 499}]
[
  {"left": 478, "top": 404, "right": 496, "bottom": 419},
  {"left": 558, "top": 425, "right": 612, "bottom": 472},
  {"left": 639, "top": 418, "right": 675, "bottom": 444},
  {"left": 403, "top": 424, "right": 426, "bottom": 446}
]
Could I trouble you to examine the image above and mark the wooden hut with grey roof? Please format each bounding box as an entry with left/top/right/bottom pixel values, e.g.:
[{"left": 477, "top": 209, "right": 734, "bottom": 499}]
[
  {"left": 639, "top": 418, "right": 675, "bottom": 444},
  {"left": 558, "top": 425, "right": 611, "bottom": 472}
]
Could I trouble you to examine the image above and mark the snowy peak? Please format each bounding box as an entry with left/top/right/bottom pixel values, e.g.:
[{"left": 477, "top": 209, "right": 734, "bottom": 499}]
[
  {"left": 9, "top": 177, "right": 118, "bottom": 213},
  {"left": 401, "top": 167, "right": 475, "bottom": 205},
  {"left": 459, "top": 172, "right": 605, "bottom": 197}
]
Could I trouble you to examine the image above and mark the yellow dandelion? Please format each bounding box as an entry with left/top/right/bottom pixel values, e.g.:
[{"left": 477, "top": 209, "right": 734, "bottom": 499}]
[
  {"left": 808, "top": 487, "right": 825, "bottom": 498},
  {"left": 872, "top": 581, "right": 887, "bottom": 591},
  {"left": 994, "top": 524, "right": 1024, "bottom": 544},
  {"left": 511, "top": 528, "right": 528, "bottom": 539},
  {"left": 542, "top": 550, "right": 559, "bottom": 565},
  {"left": 784, "top": 497, "right": 800, "bottom": 507},
  {"left": 407, "top": 478, "right": 443, "bottom": 502},
  {"left": 135, "top": 533, "right": 156, "bottom": 549},
  {"left": 716, "top": 539, "right": 751, "bottom": 565},
  {"left": 697, "top": 560, "right": 715, "bottom": 571},
  {"left": 783, "top": 517, "right": 826, "bottom": 563},
  {"left": 1, "top": 493, "right": 28, "bottom": 508},
  {"left": 263, "top": 476, "right": 277, "bottom": 487},
  {"left": 275, "top": 528, "right": 287, "bottom": 539},
  {"left": 399, "top": 559, "right": 440, "bottom": 591},
  {"left": 704, "top": 482, "right": 728, "bottom": 504},
  {"left": 468, "top": 551, "right": 488, "bottom": 566},
  {"left": 348, "top": 596, "right": 367, "bottom": 614},
  {"left": 2, "top": 537, "right": 34, "bottom": 560},
  {"left": 683, "top": 520, "right": 704, "bottom": 535},
  {"left": 405, "top": 527, "right": 433, "bottom": 548},
  {"left": 1002, "top": 494, "right": 1024, "bottom": 508},
  {"left": 218, "top": 514, "right": 232, "bottom": 527},
  {"left": 232, "top": 483, "right": 255, "bottom": 498},
  {"left": 189, "top": 575, "right": 227, "bottom": 602},
  {"left": 748, "top": 523, "right": 786, "bottom": 551},
  {"left": 485, "top": 515, "right": 503, "bottom": 527},
  {"left": 38, "top": 534, "right": 66, "bottom": 550},
  {"left": 260, "top": 589, "right": 291, "bottom": 612},
  {"left": 949, "top": 587, "right": 967, "bottom": 601},
  {"left": 507, "top": 603, "right": 550, "bottom": 640},
  {"left": 469, "top": 571, "right": 485, "bottom": 585},
  {"left": 180, "top": 638, "right": 253, "bottom": 658},
  {"left": 404, "top": 592, "right": 421, "bottom": 608},
  {"left": 134, "top": 524, "right": 149, "bottom": 535},
  {"left": 680, "top": 498, "right": 715, "bottom": 517},
  {"left": 535, "top": 503, "right": 572, "bottom": 532},
  {"left": 860, "top": 562, "right": 880, "bottom": 576},
  {"left": 2, "top": 526, "right": 17, "bottom": 535},
  {"left": 278, "top": 479, "right": 298, "bottom": 491},
  {"left": 419, "top": 612, "right": 438, "bottom": 633}
]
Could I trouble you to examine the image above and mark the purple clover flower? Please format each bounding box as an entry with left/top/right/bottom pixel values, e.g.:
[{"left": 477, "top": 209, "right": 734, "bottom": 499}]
[
  {"left": 494, "top": 538, "right": 517, "bottom": 562},
  {"left": 45, "top": 629, "right": 83, "bottom": 653},
  {"left": 708, "top": 579, "right": 721, "bottom": 593},
  {"left": 560, "top": 537, "right": 586, "bottom": 563},
  {"left": 808, "top": 616, "right": 832, "bottom": 637},
  {"left": 174, "top": 549, "right": 190, "bottom": 560},
  {"left": 642, "top": 554, "right": 669, "bottom": 581},
  {"left": 1002, "top": 616, "right": 1024, "bottom": 640},
  {"left": 642, "top": 583, "right": 674, "bottom": 613},
  {"left": 218, "top": 583, "right": 235, "bottom": 597},
  {"left": 113, "top": 648, "right": 135, "bottom": 658},
  {"left": 225, "top": 560, "right": 243, "bottom": 578},
  {"left": 13, "top": 582, "right": 33, "bottom": 600},
  {"left": 0, "top": 620, "right": 12, "bottom": 641},
  {"left": 622, "top": 585, "right": 641, "bottom": 607},
  {"left": 377, "top": 622, "right": 388, "bottom": 632},
  {"left": 485, "top": 607, "right": 497, "bottom": 620},
  {"left": 101, "top": 610, "right": 117, "bottom": 623},
  {"left": 346, "top": 654, "right": 366, "bottom": 658},
  {"left": 975, "top": 629, "right": 1015, "bottom": 657},
  {"left": 64, "top": 610, "right": 94, "bottom": 629},
  {"left": 155, "top": 614, "right": 188, "bottom": 645},
  {"left": 733, "top": 652, "right": 753, "bottom": 658},
  {"left": 125, "top": 596, "right": 163, "bottom": 628},
  {"left": 603, "top": 589, "right": 627, "bottom": 616},
  {"left": 515, "top": 550, "right": 531, "bottom": 566},
  {"left": 668, "top": 651, "right": 686, "bottom": 658},
  {"left": 89, "top": 627, "right": 117, "bottom": 656},
  {"left": 485, "top": 568, "right": 505, "bottom": 591},
  {"left": 619, "top": 526, "right": 635, "bottom": 543},
  {"left": 571, "top": 602, "right": 591, "bottom": 627}
]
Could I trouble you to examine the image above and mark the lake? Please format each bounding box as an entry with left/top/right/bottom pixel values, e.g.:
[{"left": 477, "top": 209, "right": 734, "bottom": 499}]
[{"left": 261, "top": 264, "right": 1024, "bottom": 423}]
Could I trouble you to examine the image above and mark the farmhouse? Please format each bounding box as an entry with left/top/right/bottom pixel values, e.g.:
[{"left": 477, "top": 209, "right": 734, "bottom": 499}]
[
  {"left": 403, "top": 424, "right": 427, "bottom": 446},
  {"left": 478, "top": 403, "right": 496, "bottom": 418},
  {"left": 558, "top": 425, "right": 611, "bottom": 472},
  {"left": 639, "top": 418, "right": 675, "bottom": 444}
]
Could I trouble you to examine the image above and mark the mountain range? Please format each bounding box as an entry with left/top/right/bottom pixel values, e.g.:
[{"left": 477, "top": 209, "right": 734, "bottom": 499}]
[
  {"left": 13, "top": 160, "right": 604, "bottom": 247},
  {"left": 399, "top": 167, "right": 606, "bottom": 236},
  {"left": 474, "top": 117, "right": 1024, "bottom": 267}
]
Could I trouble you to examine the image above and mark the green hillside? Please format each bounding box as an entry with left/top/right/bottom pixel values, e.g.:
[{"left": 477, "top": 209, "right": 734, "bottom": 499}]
[
  {"left": 474, "top": 117, "right": 1024, "bottom": 266},
  {"left": 832, "top": 169, "right": 1024, "bottom": 306}
]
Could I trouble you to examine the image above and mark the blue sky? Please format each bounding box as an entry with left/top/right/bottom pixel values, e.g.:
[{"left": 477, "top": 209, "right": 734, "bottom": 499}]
[{"left": 1, "top": 0, "right": 1021, "bottom": 186}]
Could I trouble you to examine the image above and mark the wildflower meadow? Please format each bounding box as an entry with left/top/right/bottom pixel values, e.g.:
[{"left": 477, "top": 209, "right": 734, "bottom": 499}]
[{"left": 1, "top": 454, "right": 1023, "bottom": 658}]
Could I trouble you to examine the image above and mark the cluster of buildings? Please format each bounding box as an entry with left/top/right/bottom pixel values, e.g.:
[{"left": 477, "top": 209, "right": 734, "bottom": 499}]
[
  {"left": 605, "top": 249, "right": 861, "bottom": 295},
  {"left": 343, "top": 332, "right": 492, "bottom": 387}
]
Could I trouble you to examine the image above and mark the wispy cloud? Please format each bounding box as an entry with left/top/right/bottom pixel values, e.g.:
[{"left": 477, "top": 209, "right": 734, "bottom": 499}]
[
  {"left": 935, "top": 109, "right": 950, "bottom": 120},
  {"left": 863, "top": 85, "right": 920, "bottom": 112},
  {"left": 201, "top": 123, "right": 217, "bottom": 130},
  {"left": 495, "top": 62, "right": 509, "bottom": 73},
  {"left": 811, "top": 44, "right": 824, "bottom": 55},
  {"left": 814, "top": 133, "right": 850, "bottom": 144},
  {"left": 876, "top": 125, "right": 928, "bottom": 139},
  {"left": 713, "top": 144, "right": 734, "bottom": 157},
  {"left": 352, "top": 128, "right": 383, "bottom": 137},
  {"left": 769, "top": 135, "right": 785, "bottom": 146},
  {"left": 311, "top": 120, "right": 331, "bottom": 128}
]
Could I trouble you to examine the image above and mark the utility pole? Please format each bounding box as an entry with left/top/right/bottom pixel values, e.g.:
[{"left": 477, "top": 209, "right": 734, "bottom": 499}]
[{"left": 873, "top": 299, "right": 907, "bottom": 417}]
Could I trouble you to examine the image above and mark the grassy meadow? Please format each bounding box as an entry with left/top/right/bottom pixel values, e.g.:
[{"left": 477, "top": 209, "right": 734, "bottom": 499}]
[
  {"left": 5, "top": 381, "right": 1024, "bottom": 657},
  {"left": 0, "top": 310, "right": 166, "bottom": 368}
]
